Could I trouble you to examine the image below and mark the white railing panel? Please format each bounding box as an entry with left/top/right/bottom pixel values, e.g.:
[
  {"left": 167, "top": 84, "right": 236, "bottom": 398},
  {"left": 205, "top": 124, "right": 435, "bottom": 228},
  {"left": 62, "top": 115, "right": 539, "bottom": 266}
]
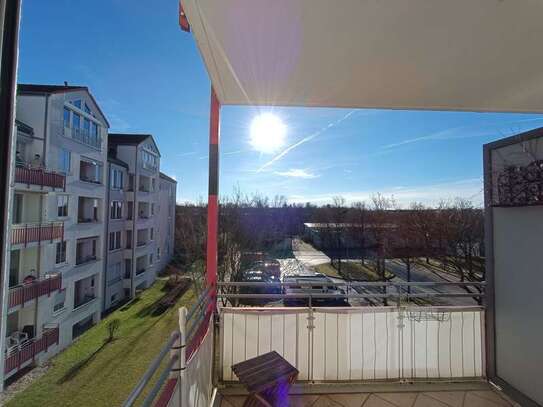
[
  {"left": 220, "top": 307, "right": 484, "bottom": 383},
  {"left": 184, "top": 325, "right": 213, "bottom": 407}
]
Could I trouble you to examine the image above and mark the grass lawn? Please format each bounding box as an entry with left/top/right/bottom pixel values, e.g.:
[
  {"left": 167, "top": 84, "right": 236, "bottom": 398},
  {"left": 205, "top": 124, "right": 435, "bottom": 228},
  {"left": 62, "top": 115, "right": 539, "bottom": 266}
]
[{"left": 7, "top": 280, "right": 195, "bottom": 407}]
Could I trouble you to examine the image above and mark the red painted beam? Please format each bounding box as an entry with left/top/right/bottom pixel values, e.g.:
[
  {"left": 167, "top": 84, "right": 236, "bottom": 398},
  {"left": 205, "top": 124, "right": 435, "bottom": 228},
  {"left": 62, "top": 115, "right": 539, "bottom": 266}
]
[
  {"left": 179, "top": 1, "right": 190, "bottom": 32},
  {"left": 206, "top": 87, "right": 220, "bottom": 306}
]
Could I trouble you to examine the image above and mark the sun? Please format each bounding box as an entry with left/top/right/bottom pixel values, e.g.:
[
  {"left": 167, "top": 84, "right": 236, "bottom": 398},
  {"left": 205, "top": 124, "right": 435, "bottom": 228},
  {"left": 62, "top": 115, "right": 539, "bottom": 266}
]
[{"left": 250, "top": 113, "right": 286, "bottom": 154}]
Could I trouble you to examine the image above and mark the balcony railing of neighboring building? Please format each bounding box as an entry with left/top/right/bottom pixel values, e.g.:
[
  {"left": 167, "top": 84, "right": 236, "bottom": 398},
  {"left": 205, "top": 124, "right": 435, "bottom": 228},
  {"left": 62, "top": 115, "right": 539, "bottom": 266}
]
[
  {"left": 67, "top": 127, "right": 101, "bottom": 150},
  {"left": 4, "top": 326, "right": 59, "bottom": 377},
  {"left": 73, "top": 293, "right": 96, "bottom": 309},
  {"left": 14, "top": 164, "right": 65, "bottom": 190},
  {"left": 75, "top": 255, "right": 97, "bottom": 266},
  {"left": 136, "top": 267, "right": 146, "bottom": 276},
  {"left": 11, "top": 222, "right": 64, "bottom": 246},
  {"left": 136, "top": 240, "right": 148, "bottom": 247},
  {"left": 8, "top": 274, "right": 62, "bottom": 310}
]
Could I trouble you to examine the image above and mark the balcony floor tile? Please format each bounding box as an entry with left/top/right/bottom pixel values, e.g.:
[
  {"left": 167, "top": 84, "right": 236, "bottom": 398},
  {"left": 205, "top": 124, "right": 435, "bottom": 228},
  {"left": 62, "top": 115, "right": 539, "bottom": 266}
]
[{"left": 219, "top": 390, "right": 514, "bottom": 407}]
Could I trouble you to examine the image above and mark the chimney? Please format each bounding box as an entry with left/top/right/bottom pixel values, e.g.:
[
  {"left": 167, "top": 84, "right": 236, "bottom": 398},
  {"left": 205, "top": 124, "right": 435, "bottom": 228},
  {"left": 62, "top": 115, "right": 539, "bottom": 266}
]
[{"left": 64, "top": 81, "right": 68, "bottom": 87}]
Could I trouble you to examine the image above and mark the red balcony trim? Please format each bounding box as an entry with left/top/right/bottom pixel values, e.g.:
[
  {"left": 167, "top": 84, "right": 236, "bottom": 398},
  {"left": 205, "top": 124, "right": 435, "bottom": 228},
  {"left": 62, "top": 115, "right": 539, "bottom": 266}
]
[
  {"left": 8, "top": 274, "right": 62, "bottom": 309},
  {"left": 15, "top": 165, "right": 65, "bottom": 190},
  {"left": 155, "top": 378, "right": 178, "bottom": 407},
  {"left": 11, "top": 222, "right": 64, "bottom": 246},
  {"left": 4, "top": 327, "right": 59, "bottom": 375},
  {"left": 185, "top": 309, "right": 212, "bottom": 362}
]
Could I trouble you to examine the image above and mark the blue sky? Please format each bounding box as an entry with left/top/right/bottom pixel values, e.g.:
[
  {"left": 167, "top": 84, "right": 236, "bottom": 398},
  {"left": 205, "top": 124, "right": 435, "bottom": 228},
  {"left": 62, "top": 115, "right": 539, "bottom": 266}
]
[{"left": 18, "top": 0, "right": 543, "bottom": 207}]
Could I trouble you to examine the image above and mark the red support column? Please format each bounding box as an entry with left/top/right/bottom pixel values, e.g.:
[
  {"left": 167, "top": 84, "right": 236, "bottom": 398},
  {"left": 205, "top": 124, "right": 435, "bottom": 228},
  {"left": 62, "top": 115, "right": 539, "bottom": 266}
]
[{"left": 206, "top": 87, "right": 220, "bottom": 305}]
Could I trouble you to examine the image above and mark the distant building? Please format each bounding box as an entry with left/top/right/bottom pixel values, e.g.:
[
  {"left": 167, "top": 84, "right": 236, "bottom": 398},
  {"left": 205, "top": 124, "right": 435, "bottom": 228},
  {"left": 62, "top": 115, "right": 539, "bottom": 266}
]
[{"left": 105, "top": 134, "right": 176, "bottom": 305}]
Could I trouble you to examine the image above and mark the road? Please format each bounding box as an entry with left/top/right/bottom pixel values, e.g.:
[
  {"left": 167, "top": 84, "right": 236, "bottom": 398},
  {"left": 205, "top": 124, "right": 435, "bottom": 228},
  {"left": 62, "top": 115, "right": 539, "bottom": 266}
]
[{"left": 278, "top": 239, "right": 479, "bottom": 307}]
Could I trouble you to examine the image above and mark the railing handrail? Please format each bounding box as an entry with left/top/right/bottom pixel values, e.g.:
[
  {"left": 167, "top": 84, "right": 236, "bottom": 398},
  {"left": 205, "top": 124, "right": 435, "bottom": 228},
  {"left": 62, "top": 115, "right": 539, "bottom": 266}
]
[
  {"left": 11, "top": 221, "right": 64, "bottom": 228},
  {"left": 9, "top": 273, "right": 61, "bottom": 289},
  {"left": 122, "top": 331, "right": 181, "bottom": 407},
  {"left": 217, "top": 281, "right": 485, "bottom": 287},
  {"left": 15, "top": 163, "right": 64, "bottom": 176}
]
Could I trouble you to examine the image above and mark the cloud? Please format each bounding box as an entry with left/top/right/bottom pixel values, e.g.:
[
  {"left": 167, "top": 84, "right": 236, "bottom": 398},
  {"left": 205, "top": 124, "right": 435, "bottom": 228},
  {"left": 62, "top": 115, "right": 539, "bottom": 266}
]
[
  {"left": 287, "top": 177, "right": 483, "bottom": 207},
  {"left": 177, "top": 151, "right": 197, "bottom": 157},
  {"left": 382, "top": 117, "right": 543, "bottom": 150},
  {"left": 274, "top": 169, "right": 320, "bottom": 179},
  {"left": 257, "top": 110, "right": 357, "bottom": 172}
]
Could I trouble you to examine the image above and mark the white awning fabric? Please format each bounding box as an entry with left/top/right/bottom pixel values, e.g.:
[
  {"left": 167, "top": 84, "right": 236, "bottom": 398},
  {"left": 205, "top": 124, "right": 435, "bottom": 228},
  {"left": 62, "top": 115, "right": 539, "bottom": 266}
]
[{"left": 182, "top": 0, "right": 543, "bottom": 113}]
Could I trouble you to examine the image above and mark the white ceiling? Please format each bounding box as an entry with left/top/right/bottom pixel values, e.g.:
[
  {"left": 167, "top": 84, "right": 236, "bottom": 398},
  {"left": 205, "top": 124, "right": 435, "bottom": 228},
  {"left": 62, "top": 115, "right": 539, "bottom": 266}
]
[{"left": 183, "top": 0, "right": 543, "bottom": 112}]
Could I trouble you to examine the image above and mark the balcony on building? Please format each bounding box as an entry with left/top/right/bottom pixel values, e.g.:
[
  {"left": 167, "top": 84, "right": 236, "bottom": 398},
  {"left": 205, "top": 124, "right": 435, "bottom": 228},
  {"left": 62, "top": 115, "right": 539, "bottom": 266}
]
[
  {"left": 77, "top": 197, "right": 100, "bottom": 224},
  {"left": 3, "top": 323, "right": 59, "bottom": 380},
  {"left": 7, "top": 273, "right": 61, "bottom": 312},
  {"left": 65, "top": 123, "right": 101, "bottom": 150},
  {"left": 73, "top": 274, "right": 97, "bottom": 309},
  {"left": 138, "top": 175, "right": 152, "bottom": 193},
  {"left": 137, "top": 201, "right": 151, "bottom": 219},
  {"left": 79, "top": 158, "right": 103, "bottom": 184},
  {"left": 135, "top": 255, "right": 148, "bottom": 276},
  {"left": 136, "top": 229, "right": 150, "bottom": 248},
  {"left": 75, "top": 236, "right": 99, "bottom": 266}
]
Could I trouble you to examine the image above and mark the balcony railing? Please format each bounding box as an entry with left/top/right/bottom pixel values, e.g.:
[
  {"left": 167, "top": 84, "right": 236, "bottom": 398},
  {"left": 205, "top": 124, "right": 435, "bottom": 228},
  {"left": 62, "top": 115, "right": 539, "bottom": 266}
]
[
  {"left": 75, "top": 255, "right": 97, "bottom": 266},
  {"left": 74, "top": 294, "right": 96, "bottom": 309},
  {"left": 11, "top": 222, "right": 64, "bottom": 246},
  {"left": 136, "top": 268, "right": 146, "bottom": 276},
  {"left": 4, "top": 327, "right": 59, "bottom": 377},
  {"left": 67, "top": 127, "right": 101, "bottom": 149},
  {"left": 14, "top": 165, "right": 65, "bottom": 189},
  {"left": 8, "top": 274, "right": 62, "bottom": 310}
]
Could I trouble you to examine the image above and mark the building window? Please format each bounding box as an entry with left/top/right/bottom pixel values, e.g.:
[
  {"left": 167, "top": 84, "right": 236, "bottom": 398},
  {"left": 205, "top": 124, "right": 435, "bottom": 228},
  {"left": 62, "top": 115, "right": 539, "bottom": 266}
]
[
  {"left": 110, "top": 201, "right": 123, "bottom": 220},
  {"left": 108, "top": 263, "right": 122, "bottom": 286},
  {"left": 109, "top": 231, "right": 121, "bottom": 251},
  {"left": 83, "top": 118, "right": 90, "bottom": 136},
  {"left": 157, "top": 247, "right": 160, "bottom": 260},
  {"left": 73, "top": 99, "right": 81, "bottom": 109},
  {"left": 151, "top": 178, "right": 156, "bottom": 191},
  {"left": 110, "top": 294, "right": 118, "bottom": 304},
  {"left": 73, "top": 112, "right": 80, "bottom": 128},
  {"left": 58, "top": 148, "right": 71, "bottom": 174},
  {"left": 56, "top": 241, "right": 67, "bottom": 264},
  {"left": 151, "top": 203, "right": 155, "bottom": 216},
  {"left": 53, "top": 289, "right": 66, "bottom": 313},
  {"left": 84, "top": 102, "right": 91, "bottom": 114},
  {"left": 63, "top": 107, "right": 71, "bottom": 128},
  {"left": 110, "top": 168, "right": 123, "bottom": 190},
  {"left": 149, "top": 253, "right": 153, "bottom": 265},
  {"left": 57, "top": 195, "right": 68, "bottom": 217},
  {"left": 150, "top": 228, "right": 154, "bottom": 241},
  {"left": 80, "top": 158, "right": 103, "bottom": 183}
]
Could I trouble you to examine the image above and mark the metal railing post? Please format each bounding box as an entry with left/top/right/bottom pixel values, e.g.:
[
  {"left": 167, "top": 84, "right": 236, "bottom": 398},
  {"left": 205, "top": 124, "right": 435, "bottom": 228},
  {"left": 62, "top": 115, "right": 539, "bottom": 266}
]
[{"left": 178, "top": 307, "right": 187, "bottom": 407}]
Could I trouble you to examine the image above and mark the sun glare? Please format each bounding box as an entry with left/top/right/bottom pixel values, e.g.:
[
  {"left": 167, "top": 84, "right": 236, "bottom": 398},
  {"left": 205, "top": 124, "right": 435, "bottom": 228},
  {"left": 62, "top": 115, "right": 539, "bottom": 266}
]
[{"left": 250, "top": 113, "right": 286, "bottom": 154}]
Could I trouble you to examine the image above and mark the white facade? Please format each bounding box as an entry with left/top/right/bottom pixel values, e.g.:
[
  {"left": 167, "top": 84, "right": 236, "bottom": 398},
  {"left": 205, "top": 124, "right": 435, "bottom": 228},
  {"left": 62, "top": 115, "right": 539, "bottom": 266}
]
[
  {"left": 1, "top": 85, "right": 109, "bottom": 384},
  {"left": 104, "top": 134, "right": 176, "bottom": 310}
]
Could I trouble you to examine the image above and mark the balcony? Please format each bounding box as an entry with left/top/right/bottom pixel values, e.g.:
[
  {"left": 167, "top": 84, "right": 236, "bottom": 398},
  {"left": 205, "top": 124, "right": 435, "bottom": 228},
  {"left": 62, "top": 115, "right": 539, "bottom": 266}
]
[
  {"left": 79, "top": 159, "right": 103, "bottom": 185},
  {"left": 77, "top": 197, "right": 100, "bottom": 224},
  {"left": 74, "top": 275, "right": 97, "bottom": 309},
  {"left": 14, "top": 164, "right": 65, "bottom": 190},
  {"left": 4, "top": 327, "right": 59, "bottom": 379},
  {"left": 75, "top": 237, "right": 99, "bottom": 266},
  {"left": 8, "top": 274, "right": 62, "bottom": 311},
  {"left": 127, "top": 284, "right": 509, "bottom": 407},
  {"left": 11, "top": 222, "right": 64, "bottom": 246},
  {"left": 66, "top": 127, "right": 101, "bottom": 150}
]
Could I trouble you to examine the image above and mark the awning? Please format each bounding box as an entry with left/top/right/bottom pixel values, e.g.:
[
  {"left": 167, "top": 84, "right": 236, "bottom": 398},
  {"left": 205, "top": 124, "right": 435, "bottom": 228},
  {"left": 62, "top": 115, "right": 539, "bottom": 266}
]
[{"left": 182, "top": 0, "right": 543, "bottom": 113}]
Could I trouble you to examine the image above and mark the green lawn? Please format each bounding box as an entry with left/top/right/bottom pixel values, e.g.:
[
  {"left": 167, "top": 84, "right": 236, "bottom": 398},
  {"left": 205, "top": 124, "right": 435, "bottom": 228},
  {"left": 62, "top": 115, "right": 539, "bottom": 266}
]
[{"left": 7, "top": 280, "right": 195, "bottom": 407}]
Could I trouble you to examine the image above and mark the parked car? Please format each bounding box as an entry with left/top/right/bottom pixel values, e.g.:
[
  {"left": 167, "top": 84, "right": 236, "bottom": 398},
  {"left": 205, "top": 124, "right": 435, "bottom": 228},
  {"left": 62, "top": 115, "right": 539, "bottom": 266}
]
[
  {"left": 282, "top": 274, "right": 349, "bottom": 306},
  {"left": 251, "top": 259, "right": 281, "bottom": 279},
  {"left": 237, "top": 269, "right": 281, "bottom": 305}
]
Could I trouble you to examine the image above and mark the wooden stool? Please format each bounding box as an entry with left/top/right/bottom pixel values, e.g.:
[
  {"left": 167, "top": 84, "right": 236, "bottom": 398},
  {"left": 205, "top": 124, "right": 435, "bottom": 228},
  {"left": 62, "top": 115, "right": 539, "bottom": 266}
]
[{"left": 232, "top": 351, "right": 299, "bottom": 407}]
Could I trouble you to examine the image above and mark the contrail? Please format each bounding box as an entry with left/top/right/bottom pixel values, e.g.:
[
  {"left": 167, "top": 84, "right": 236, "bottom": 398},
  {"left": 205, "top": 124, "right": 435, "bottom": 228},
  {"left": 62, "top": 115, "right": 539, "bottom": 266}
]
[{"left": 257, "top": 110, "right": 356, "bottom": 172}]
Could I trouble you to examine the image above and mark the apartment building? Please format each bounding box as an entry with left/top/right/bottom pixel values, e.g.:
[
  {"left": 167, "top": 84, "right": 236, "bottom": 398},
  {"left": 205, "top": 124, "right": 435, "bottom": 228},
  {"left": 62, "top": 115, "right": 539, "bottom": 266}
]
[
  {"left": 1, "top": 87, "right": 177, "bottom": 388},
  {"left": 104, "top": 134, "right": 176, "bottom": 309},
  {"left": 2, "top": 84, "right": 109, "bottom": 384}
]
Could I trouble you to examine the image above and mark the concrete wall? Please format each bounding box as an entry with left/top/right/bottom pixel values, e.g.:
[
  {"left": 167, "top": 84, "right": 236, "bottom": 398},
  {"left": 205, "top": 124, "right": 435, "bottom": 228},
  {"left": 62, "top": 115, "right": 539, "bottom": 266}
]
[{"left": 486, "top": 132, "right": 543, "bottom": 406}]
